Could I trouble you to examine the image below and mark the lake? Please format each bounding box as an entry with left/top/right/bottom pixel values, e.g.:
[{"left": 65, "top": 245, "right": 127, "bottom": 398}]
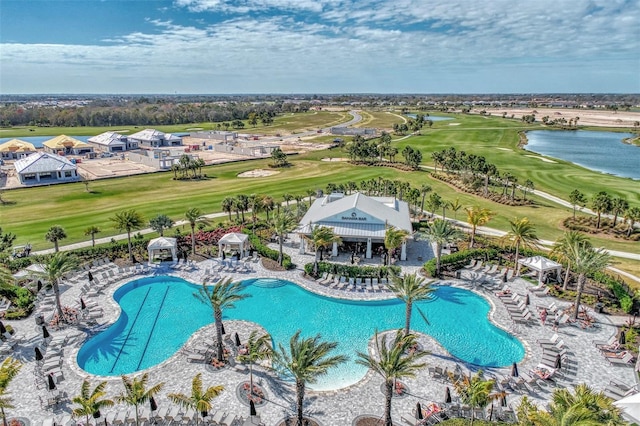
[
  {"left": 525, "top": 130, "right": 639, "bottom": 180},
  {"left": 405, "top": 114, "right": 453, "bottom": 121}
]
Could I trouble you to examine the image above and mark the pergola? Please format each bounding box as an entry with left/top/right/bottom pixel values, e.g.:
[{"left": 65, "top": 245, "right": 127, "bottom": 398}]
[
  {"left": 148, "top": 237, "right": 177, "bottom": 262},
  {"left": 218, "top": 233, "right": 250, "bottom": 260},
  {"left": 517, "top": 255, "right": 563, "bottom": 284}
]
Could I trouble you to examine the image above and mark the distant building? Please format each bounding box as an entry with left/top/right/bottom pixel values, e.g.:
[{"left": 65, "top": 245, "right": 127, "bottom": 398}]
[
  {"left": 330, "top": 127, "right": 377, "bottom": 136},
  {"left": 190, "top": 131, "right": 237, "bottom": 143},
  {"left": 87, "top": 131, "right": 138, "bottom": 152},
  {"left": 14, "top": 152, "right": 78, "bottom": 185},
  {"left": 128, "top": 129, "right": 182, "bottom": 148},
  {"left": 0, "top": 139, "right": 37, "bottom": 160},
  {"left": 42, "top": 135, "right": 94, "bottom": 156}
]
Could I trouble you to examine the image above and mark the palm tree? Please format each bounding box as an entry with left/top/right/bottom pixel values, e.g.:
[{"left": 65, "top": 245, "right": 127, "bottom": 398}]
[
  {"left": 194, "top": 277, "right": 250, "bottom": 362},
  {"left": 221, "top": 197, "right": 235, "bottom": 222},
  {"left": 356, "top": 330, "right": 427, "bottom": 426},
  {"left": 275, "top": 331, "right": 347, "bottom": 426},
  {"left": 149, "top": 214, "right": 174, "bottom": 237},
  {"left": 168, "top": 374, "right": 224, "bottom": 425},
  {"left": 236, "top": 194, "right": 249, "bottom": 223},
  {"left": 384, "top": 226, "right": 410, "bottom": 265},
  {"left": 501, "top": 217, "right": 539, "bottom": 275},
  {"left": 568, "top": 189, "right": 587, "bottom": 219},
  {"left": 72, "top": 380, "right": 115, "bottom": 426},
  {"left": 37, "top": 252, "right": 78, "bottom": 321},
  {"left": 625, "top": 206, "right": 640, "bottom": 237},
  {"left": 84, "top": 226, "right": 101, "bottom": 248},
  {"left": 273, "top": 211, "right": 296, "bottom": 266},
  {"left": 563, "top": 242, "right": 611, "bottom": 320},
  {"left": 237, "top": 331, "right": 273, "bottom": 402},
  {"left": 448, "top": 370, "right": 503, "bottom": 426},
  {"left": 424, "top": 219, "right": 463, "bottom": 277},
  {"left": 611, "top": 197, "right": 629, "bottom": 227},
  {"left": 45, "top": 225, "right": 67, "bottom": 252},
  {"left": 465, "top": 206, "right": 494, "bottom": 248},
  {"left": 262, "top": 195, "right": 275, "bottom": 222},
  {"left": 0, "top": 357, "right": 22, "bottom": 426},
  {"left": 282, "top": 193, "right": 294, "bottom": 207},
  {"left": 449, "top": 198, "right": 462, "bottom": 219},
  {"left": 304, "top": 225, "right": 341, "bottom": 262},
  {"left": 520, "top": 384, "right": 624, "bottom": 426},
  {"left": 387, "top": 273, "right": 434, "bottom": 335},
  {"left": 591, "top": 191, "right": 612, "bottom": 230},
  {"left": 116, "top": 374, "right": 164, "bottom": 426},
  {"left": 185, "top": 208, "right": 208, "bottom": 255},
  {"left": 110, "top": 209, "right": 145, "bottom": 262},
  {"left": 551, "top": 231, "right": 592, "bottom": 290}
]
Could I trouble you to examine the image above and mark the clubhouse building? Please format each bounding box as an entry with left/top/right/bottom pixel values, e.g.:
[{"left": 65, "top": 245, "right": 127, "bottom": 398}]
[{"left": 297, "top": 192, "right": 412, "bottom": 260}]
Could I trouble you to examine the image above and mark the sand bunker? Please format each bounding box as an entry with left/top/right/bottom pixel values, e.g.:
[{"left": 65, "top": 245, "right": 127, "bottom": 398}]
[
  {"left": 237, "top": 169, "right": 280, "bottom": 178},
  {"left": 321, "top": 157, "right": 349, "bottom": 162},
  {"left": 496, "top": 148, "right": 512, "bottom": 151},
  {"left": 448, "top": 123, "right": 461, "bottom": 126},
  {"left": 525, "top": 155, "right": 557, "bottom": 163}
]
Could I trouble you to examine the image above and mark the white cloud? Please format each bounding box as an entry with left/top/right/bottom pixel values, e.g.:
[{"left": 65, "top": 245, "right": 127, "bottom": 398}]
[{"left": 1, "top": 0, "right": 638, "bottom": 93}]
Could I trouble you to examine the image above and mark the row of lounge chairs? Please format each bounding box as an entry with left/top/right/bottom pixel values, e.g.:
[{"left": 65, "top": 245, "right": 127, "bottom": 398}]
[
  {"left": 315, "top": 273, "right": 390, "bottom": 292},
  {"left": 604, "top": 378, "right": 637, "bottom": 400},
  {"left": 497, "top": 292, "right": 535, "bottom": 324},
  {"left": 593, "top": 335, "right": 636, "bottom": 366},
  {"left": 462, "top": 260, "right": 514, "bottom": 280}
]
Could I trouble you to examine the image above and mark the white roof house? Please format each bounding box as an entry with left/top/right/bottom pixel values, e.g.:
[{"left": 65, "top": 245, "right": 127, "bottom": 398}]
[
  {"left": 14, "top": 152, "right": 78, "bottom": 185},
  {"left": 297, "top": 192, "right": 412, "bottom": 259},
  {"left": 87, "top": 131, "right": 131, "bottom": 152},
  {"left": 128, "top": 129, "right": 182, "bottom": 147}
]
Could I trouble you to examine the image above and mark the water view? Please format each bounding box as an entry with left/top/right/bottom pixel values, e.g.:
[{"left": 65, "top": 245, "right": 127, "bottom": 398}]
[
  {"left": 525, "top": 130, "right": 639, "bottom": 180},
  {"left": 405, "top": 114, "right": 454, "bottom": 121}
]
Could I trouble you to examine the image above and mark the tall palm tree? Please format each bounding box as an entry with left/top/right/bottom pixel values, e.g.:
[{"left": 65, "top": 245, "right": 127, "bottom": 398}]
[
  {"left": 45, "top": 225, "right": 67, "bottom": 252},
  {"left": 72, "top": 380, "right": 115, "bottom": 426},
  {"left": 236, "top": 194, "right": 249, "bottom": 223},
  {"left": 273, "top": 211, "right": 296, "bottom": 266},
  {"left": 387, "top": 273, "right": 434, "bottom": 336},
  {"left": 384, "top": 226, "right": 410, "bottom": 265},
  {"left": 591, "top": 191, "right": 612, "bottom": 230},
  {"left": 110, "top": 209, "right": 145, "bottom": 262},
  {"left": 221, "top": 197, "right": 235, "bottom": 222},
  {"left": 521, "top": 384, "right": 624, "bottom": 426},
  {"left": 551, "top": 231, "right": 592, "bottom": 290},
  {"left": 168, "top": 373, "right": 224, "bottom": 426},
  {"left": 237, "top": 331, "right": 273, "bottom": 401},
  {"left": 185, "top": 208, "right": 208, "bottom": 255},
  {"left": 611, "top": 197, "right": 629, "bottom": 227},
  {"left": 465, "top": 206, "right": 494, "bottom": 248},
  {"left": 563, "top": 243, "right": 611, "bottom": 320},
  {"left": 304, "top": 225, "right": 341, "bottom": 262},
  {"left": 116, "top": 374, "right": 164, "bottom": 426},
  {"left": 356, "top": 330, "right": 427, "bottom": 426},
  {"left": 501, "top": 217, "right": 539, "bottom": 275},
  {"left": 36, "top": 252, "right": 78, "bottom": 321},
  {"left": 262, "top": 195, "right": 275, "bottom": 222},
  {"left": 424, "top": 219, "right": 463, "bottom": 277},
  {"left": 625, "top": 206, "right": 640, "bottom": 237},
  {"left": 448, "top": 370, "right": 503, "bottom": 426},
  {"left": 275, "top": 331, "right": 347, "bottom": 426},
  {"left": 0, "top": 357, "right": 22, "bottom": 426},
  {"left": 84, "top": 225, "right": 101, "bottom": 248},
  {"left": 194, "top": 277, "right": 250, "bottom": 361},
  {"left": 449, "top": 198, "right": 462, "bottom": 219},
  {"left": 282, "top": 193, "right": 294, "bottom": 207}
]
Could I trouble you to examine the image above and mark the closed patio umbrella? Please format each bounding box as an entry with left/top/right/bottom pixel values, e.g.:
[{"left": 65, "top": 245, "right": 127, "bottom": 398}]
[
  {"left": 234, "top": 332, "right": 241, "bottom": 347},
  {"left": 620, "top": 331, "right": 627, "bottom": 345},
  {"left": 250, "top": 400, "right": 257, "bottom": 417},
  {"left": 0, "top": 321, "right": 6, "bottom": 335},
  {"left": 501, "top": 395, "right": 508, "bottom": 407},
  {"left": 511, "top": 362, "right": 519, "bottom": 377},
  {"left": 80, "top": 298, "right": 87, "bottom": 310},
  {"left": 415, "top": 402, "right": 423, "bottom": 420},
  {"left": 42, "top": 325, "right": 50, "bottom": 339},
  {"left": 88, "top": 271, "right": 94, "bottom": 282},
  {"left": 93, "top": 410, "right": 101, "bottom": 420},
  {"left": 525, "top": 294, "right": 530, "bottom": 306},
  {"left": 37, "top": 280, "right": 43, "bottom": 292},
  {"left": 445, "top": 386, "right": 452, "bottom": 403},
  {"left": 221, "top": 322, "right": 226, "bottom": 335},
  {"left": 35, "top": 347, "right": 44, "bottom": 361},
  {"left": 150, "top": 396, "right": 158, "bottom": 412},
  {"left": 47, "top": 374, "right": 56, "bottom": 391},
  {"left": 555, "top": 354, "right": 562, "bottom": 369}
]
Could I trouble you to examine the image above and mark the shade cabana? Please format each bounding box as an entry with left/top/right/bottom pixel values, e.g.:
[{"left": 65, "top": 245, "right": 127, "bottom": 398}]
[
  {"left": 517, "top": 255, "right": 562, "bottom": 284},
  {"left": 147, "top": 237, "right": 177, "bottom": 262},
  {"left": 614, "top": 391, "right": 640, "bottom": 424},
  {"left": 218, "top": 233, "right": 249, "bottom": 260}
]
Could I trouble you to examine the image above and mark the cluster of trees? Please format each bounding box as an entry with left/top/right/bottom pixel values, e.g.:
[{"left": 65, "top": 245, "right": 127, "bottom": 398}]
[
  {"left": 0, "top": 100, "right": 287, "bottom": 128},
  {"left": 392, "top": 113, "right": 433, "bottom": 135},
  {"left": 541, "top": 115, "right": 580, "bottom": 128},
  {"left": 345, "top": 132, "right": 422, "bottom": 169},
  {"left": 269, "top": 147, "right": 289, "bottom": 168},
  {"left": 569, "top": 189, "right": 640, "bottom": 235},
  {"left": 432, "top": 147, "right": 534, "bottom": 202},
  {"left": 170, "top": 155, "right": 206, "bottom": 180}
]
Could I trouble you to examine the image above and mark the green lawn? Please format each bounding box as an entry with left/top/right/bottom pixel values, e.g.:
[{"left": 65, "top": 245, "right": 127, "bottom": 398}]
[{"left": 354, "top": 110, "right": 406, "bottom": 129}]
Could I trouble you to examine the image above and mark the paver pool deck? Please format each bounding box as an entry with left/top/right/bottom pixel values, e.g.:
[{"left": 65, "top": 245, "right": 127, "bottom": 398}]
[{"left": 4, "top": 240, "right": 635, "bottom": 425}]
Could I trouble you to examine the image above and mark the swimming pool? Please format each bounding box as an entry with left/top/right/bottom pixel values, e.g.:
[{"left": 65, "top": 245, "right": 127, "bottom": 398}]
[{"left": 77, "top": 276, "right": 524, "bottom": 390}]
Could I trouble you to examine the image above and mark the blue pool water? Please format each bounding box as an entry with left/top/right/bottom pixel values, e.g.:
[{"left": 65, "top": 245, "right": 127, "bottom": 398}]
[{"left": 77, "top": 276, "right": 524, "bottom": 390}]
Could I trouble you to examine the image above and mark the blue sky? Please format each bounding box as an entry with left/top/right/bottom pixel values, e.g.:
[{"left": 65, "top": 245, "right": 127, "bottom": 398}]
[{"left": 1, "top": 0, "right": 639, "bottom": 94}]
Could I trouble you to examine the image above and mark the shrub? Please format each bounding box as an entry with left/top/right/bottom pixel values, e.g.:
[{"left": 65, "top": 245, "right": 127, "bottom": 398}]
[
  {"left": 423, "top": 248, "right": 499, "bottom": 277},
  {"left": 304, "top": 261, "right": 400, "bottom": 279},
  {"left": 243, "top": 231, "right": 295, "bottom": 270}
]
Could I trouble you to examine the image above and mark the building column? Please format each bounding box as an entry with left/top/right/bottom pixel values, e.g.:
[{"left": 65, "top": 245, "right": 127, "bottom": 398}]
[
  {"left": 36, "top": 173, "right": 41, "bottom": 182},
  {"left": 401, "top": 241, "right": 407, "bottom": 261},
  {"left": 299, "top": 235, "right": 305, "bottom": 254},
  {"left": 332, "top": 241, "right": 338, "bottom": 257},
  {"left": 366, "top": 238, "right": 372, "bottom": 259}
]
